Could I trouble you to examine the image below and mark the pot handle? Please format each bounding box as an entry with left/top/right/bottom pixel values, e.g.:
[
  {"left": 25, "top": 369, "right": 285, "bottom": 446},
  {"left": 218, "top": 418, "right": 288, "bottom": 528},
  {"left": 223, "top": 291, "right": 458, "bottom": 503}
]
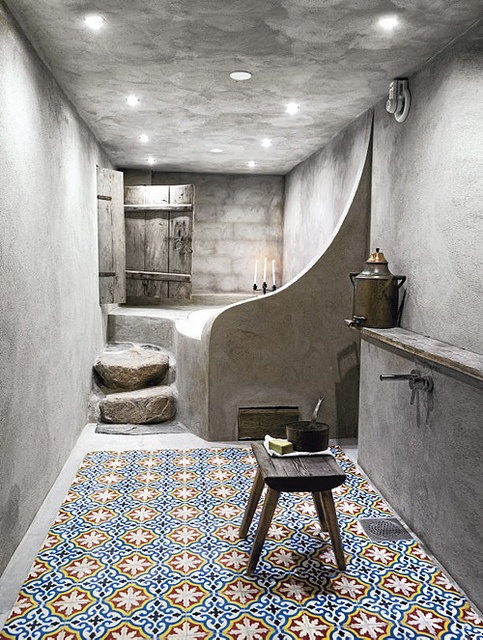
[
  {"left": 395, "top": 275, "right": 406, "bottom": 289},
  {"left": 350, "top": 272, "right": 359, "bottom": 285}
]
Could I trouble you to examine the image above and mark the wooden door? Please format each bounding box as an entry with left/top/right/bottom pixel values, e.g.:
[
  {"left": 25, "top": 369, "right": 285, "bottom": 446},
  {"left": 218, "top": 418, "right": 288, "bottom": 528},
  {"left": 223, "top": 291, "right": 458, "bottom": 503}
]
[
  {"left": 97, "top": 167, "right": 126, "bottom": 304},
  {"left": 124, "top": 185, "right": 193, "bottom": 303}
]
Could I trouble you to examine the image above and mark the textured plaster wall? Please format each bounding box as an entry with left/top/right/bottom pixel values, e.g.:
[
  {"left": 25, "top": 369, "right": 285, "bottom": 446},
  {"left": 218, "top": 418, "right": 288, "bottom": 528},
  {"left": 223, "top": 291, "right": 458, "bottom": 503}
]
[
  {"left": 369, "top": 32, "right": 483, "bottom": 354},
  {"left": 176, "top": 329, "right": 209, "bottom": 438},
  {"left": 283, "top": 113, "right": 372, "bottom": 283},
  {"left": 0, "top": 3, "right": 111, "bottom": 574},
  {"left": 359, "top": 343, "right": 483, "bottom": 608},
  {"left": 358, "top": 29, "right": 483, "bottom": 609},
  {"left": 123, "top": 171, "right": 284, "bottom": 295},
  {"left": 206, "top": 112, "right": 372, "bottom": 441}
]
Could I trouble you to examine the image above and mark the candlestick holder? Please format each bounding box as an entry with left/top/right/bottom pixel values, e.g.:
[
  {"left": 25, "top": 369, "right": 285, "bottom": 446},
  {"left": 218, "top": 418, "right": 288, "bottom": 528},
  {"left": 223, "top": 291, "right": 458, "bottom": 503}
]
[{"left": 253, "top": 281, "right": 277, "bottom": 295}]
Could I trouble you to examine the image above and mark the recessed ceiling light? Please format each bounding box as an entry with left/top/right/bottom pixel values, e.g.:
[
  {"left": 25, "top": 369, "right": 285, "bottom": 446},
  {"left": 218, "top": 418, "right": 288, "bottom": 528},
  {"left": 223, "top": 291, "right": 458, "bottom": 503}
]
[
  {"left": 261, "top": 138, "right": 272, "bottom": 148},
  {"left": 230, "top": 71, "right": 252, "bottom": 81},
  {"left": 139, "top": 134, "right": 149, "bottom": 143},
  {"left": 147, "top": 157, "right": 156, "bottom": 165},
  {"left": 378, "top": 15, "right": 399, "bottom": 30},
  {"left": 84, "top": 14, "right": 105, "bottom": 30},
  {"left": 285, "top": 102, "right": 299, "bottom": 115},
  {"left": 210, "top": 148, "right": 223, "bottom": 153},
  {"left": 126, "top": 95, "right": 140, "bottom": 107},
  {"left": 247, "top": 161, "right": 257, "bottom": 168}
]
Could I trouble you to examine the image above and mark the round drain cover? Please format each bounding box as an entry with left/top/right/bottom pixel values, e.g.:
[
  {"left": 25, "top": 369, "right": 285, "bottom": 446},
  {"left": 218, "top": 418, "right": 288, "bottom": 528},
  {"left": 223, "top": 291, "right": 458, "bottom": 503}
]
[{"left": 366, "top": 519, "right": 405, "bottom": 539}]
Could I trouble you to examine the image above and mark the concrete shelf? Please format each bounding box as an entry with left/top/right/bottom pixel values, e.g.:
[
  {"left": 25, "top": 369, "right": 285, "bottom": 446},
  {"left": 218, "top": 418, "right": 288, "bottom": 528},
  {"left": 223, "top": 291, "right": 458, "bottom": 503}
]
[{"left": 346, "top": 322, "right": 483, "bottom": 390}]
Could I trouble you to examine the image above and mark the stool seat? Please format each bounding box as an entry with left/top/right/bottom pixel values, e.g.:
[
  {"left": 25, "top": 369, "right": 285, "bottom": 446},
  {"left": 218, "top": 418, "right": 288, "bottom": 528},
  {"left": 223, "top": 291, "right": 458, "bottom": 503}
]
[
  {"left": 240, "top": 442, "right": 347, "bottom": 574},
  {"left": 252, "top": 443, "right": 346, "bottom": 493}
]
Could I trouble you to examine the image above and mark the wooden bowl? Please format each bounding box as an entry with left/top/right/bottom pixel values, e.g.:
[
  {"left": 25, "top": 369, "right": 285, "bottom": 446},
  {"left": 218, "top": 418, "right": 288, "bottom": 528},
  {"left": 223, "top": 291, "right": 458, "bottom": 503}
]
[{"left": 285, "top": 421, "right": 330, "bottom": 452}]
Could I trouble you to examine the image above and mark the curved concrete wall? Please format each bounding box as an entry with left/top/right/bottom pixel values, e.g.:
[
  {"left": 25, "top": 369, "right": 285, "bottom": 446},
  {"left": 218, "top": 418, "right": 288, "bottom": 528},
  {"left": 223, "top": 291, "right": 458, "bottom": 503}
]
[
  {"left": 205, "top": 112, "right": 372, "bottom": 441},
  {"left": 283, "top": 113, "right": 373, "bottom": 283}
]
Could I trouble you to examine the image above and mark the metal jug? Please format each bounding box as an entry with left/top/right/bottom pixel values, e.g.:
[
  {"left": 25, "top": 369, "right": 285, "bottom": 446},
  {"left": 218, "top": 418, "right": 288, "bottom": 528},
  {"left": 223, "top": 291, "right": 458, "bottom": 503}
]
[{"left": 350, "top": 249, "right": 406, "bottom": 328}]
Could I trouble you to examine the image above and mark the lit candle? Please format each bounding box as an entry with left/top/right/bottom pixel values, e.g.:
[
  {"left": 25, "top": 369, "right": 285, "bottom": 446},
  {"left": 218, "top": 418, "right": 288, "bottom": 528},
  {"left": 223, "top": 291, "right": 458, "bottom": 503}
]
[
  {"left": 263, "top": 257, "right": 267, "bottom": 283},
  {"left": 253, "top": 259, "right": 258, "bottom": 285},
  {"left": 272, "top": 259, "right": 275, "bottom": 286}
]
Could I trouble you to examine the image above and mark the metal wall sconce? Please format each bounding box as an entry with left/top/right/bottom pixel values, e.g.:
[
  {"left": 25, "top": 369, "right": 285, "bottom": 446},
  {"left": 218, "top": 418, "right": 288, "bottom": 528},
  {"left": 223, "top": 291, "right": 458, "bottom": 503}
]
[{"left": 386, "top": 78, "right": 411, "bottom": 123}]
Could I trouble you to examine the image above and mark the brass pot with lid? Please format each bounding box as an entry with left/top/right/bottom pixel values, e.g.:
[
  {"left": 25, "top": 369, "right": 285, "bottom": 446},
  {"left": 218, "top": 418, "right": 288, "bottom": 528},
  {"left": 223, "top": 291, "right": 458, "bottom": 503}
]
[{"left": 350, "top": 249, "right": 406, "bottom": 328}]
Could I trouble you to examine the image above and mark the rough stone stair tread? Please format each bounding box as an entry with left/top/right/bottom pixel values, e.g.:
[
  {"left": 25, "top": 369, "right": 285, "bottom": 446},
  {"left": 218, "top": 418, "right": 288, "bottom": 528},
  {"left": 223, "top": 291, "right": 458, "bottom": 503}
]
[
  {"left": 94, "top": 345, "right": 170, "bottom": 391},
  {"left": 99, "top": 385, "right": 176, "bottom": 425},
  {"left": 102, "top": 385, "right": 173, "bottom": 400}
]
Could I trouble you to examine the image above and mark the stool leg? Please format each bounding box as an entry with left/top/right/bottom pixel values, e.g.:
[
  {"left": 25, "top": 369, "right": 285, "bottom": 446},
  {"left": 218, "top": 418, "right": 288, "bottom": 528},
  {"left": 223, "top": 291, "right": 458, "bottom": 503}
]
[
  {"left": 311, "top": 492, "right": 328, "bottom": 532},
  {"left": 318, "top": 490, "right": 346, "bottom": 571},
  {"left": 247, "top": 487, "right": 280, "bottom": 574},
  {"left": 239, "top": 468, "right": 264, "bottom": 538}
]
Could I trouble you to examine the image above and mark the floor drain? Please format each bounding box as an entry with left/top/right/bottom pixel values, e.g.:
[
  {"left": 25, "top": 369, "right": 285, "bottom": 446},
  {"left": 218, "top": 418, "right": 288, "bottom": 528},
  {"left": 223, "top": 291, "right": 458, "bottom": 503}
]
[{"left": 359, "top": 517, "right": 412, "bottom": 541}]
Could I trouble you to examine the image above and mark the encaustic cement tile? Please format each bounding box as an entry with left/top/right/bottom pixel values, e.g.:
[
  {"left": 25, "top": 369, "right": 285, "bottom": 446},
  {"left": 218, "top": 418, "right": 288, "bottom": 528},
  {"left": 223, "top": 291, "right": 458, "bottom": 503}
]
[{"left": 1, "top": 447, "right": 483, "bottom": 640}]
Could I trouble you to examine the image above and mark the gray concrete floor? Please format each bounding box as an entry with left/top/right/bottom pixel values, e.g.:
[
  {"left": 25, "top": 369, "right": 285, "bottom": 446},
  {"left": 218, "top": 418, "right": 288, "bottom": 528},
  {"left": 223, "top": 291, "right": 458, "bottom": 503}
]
[{"left": 0, "top": 424, "right": 357, "bottom": 630}]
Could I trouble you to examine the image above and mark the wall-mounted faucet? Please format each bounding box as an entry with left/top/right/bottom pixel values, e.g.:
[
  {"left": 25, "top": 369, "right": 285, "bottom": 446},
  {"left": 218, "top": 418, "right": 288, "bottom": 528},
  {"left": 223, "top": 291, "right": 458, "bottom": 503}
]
[{"left": 380, "top": 369, "right": 433, "bottom": 405}]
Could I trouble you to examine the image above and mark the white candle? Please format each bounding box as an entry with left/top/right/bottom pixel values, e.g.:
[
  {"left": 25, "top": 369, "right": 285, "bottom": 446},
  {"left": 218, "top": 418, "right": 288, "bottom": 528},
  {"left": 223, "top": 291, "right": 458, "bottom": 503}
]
[
  {"left": 263, "top": 257, "right": 267, "bottom": 283},
  {"left": 272, "top": 259, "right": 276, "bottom": 286},
  {"left": 253, "top": 259, "right": 258, "bottom": 285}
]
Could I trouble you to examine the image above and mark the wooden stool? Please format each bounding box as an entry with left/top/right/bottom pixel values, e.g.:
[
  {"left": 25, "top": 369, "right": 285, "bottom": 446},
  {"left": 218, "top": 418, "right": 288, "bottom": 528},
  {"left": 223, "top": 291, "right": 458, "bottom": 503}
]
[{"left": 240, "top": 442, "right": 347, "bottom": 574}]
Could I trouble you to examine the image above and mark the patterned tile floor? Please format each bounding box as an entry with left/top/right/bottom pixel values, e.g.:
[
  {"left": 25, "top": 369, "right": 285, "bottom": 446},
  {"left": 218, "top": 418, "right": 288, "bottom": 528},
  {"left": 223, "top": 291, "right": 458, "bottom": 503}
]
[{"left": 1, "top": 446, "right": 482, "bottom": 639}]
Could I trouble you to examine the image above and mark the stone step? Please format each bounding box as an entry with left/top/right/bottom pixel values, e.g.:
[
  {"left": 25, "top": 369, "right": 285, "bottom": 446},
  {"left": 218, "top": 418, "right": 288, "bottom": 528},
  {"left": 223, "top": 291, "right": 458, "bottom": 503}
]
[
  {"left": 99, "top": 385, "right": 176, "bottom": 424},
  {"left": 94, "top": 344, "right": 170, "bottom": 391}
]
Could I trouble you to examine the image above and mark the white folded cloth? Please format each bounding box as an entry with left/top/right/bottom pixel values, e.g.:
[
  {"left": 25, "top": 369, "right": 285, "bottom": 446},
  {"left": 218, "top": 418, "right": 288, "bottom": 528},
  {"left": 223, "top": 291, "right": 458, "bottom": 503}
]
[{"left": 263, "top": 435, "right": 333, "bottom": 458}]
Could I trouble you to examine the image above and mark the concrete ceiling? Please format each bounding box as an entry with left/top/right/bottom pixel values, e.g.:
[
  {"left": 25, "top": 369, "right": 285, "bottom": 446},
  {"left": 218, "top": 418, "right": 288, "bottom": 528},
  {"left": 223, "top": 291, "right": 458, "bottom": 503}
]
[{"left": 5, "top": 0, "right": 483, "bottom": 175}]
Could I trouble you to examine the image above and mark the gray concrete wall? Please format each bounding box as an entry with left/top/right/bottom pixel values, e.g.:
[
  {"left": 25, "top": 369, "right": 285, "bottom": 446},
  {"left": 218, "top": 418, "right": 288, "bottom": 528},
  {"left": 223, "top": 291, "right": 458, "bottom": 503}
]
[
  {"left": 369, "top": 31, "right": 483, "bottom": 354},
  {"left": 206, "top": 111, "right": 372, "bottom": 440},
  {"left": 123, "top": 171, "right": 284, "bottom": 295},
  {"left": 283, "top": 113, "right": 372, "bottom": 283},
  {"left": 359, "top": 342, "right": 483, "bottom": 608},
  {"left": 358, "top": 29, "right": 483, "bottom": 610},
  {"left": 0, "top": 3, "right": 111, "bottom": 574},
  {"left": 176, "top": 329, "right": 209, "bottom": 439}
]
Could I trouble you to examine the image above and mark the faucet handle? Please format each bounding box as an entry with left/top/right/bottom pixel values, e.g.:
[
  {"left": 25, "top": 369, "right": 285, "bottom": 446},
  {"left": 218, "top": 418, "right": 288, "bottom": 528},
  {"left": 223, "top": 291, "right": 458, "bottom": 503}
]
[
  {"left": 410, "top": 387, "right": 417, "bottom": 405},
  {"left": 380, "top": 369, "right": 434, "bottom": 400}
]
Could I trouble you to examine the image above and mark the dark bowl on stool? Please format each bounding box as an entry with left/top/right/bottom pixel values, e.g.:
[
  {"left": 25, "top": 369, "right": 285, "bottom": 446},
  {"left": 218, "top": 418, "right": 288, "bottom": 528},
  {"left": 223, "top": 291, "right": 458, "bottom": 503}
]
[{"left": 286, "top": 421, "right": 330, "bottom": 452}]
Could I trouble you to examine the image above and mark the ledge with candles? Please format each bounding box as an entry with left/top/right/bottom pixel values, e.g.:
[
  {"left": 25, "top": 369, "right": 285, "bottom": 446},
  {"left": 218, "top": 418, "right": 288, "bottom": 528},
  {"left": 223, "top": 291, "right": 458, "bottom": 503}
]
[{"left": 253, "top": 257, "right": 277, "bottom": 294}]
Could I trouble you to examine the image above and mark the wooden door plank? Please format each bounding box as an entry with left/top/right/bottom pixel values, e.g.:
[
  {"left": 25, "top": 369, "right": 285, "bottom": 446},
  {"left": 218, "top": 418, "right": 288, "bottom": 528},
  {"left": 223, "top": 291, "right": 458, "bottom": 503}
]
[
  {"left": 169, "top": 184, "right": 193, "bottom": 205},
  {"left": 145, "top": 210, "right": 169, "bottom": 299},
  {"left": 126, "top": 270, "right": 191, "bottom": 282},
  {"left": 146, "top": 185, "right": 169, "bottom": 205},
  {"left": 97, "top": 199, "right": 114, "bottom": 275},
  {"left": 124, "top": 204, "right": 193, "bottom": 212},
  {"left": 124, "top": 185, "right": 146, "bottom": 205},
  {"left": 169, "top": 211, "right": 193, "bottom": 274},
  {"left": 169, "top": 209, "right": 192, "bottom": 299},
  {"left": 97, "top": 167, "right": 126, "bottom": 304},
  {"left": 125, "top": 211, "right": 145, "bottom": 270},
  {"left": 145, "top": 211, "right": 169, "bottom": 272},
  {"left": 125, "top": 210, "right": 145, "bottom": 300},
  {"left": 168, "top": 185, "right": 193, "bottom": 299}
]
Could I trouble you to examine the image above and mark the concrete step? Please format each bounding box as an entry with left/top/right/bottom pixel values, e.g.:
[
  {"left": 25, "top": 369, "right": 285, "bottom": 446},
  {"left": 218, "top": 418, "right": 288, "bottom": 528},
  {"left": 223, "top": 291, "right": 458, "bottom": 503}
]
[
  {"left": 99, "top": 385, "right": 176, "bottom": 424},
  {"left": 106, "top": 297, "right": 255, "bottom": 350},
  {"left": 94, "top": 344, "right": 170, "bottom": 391}
]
